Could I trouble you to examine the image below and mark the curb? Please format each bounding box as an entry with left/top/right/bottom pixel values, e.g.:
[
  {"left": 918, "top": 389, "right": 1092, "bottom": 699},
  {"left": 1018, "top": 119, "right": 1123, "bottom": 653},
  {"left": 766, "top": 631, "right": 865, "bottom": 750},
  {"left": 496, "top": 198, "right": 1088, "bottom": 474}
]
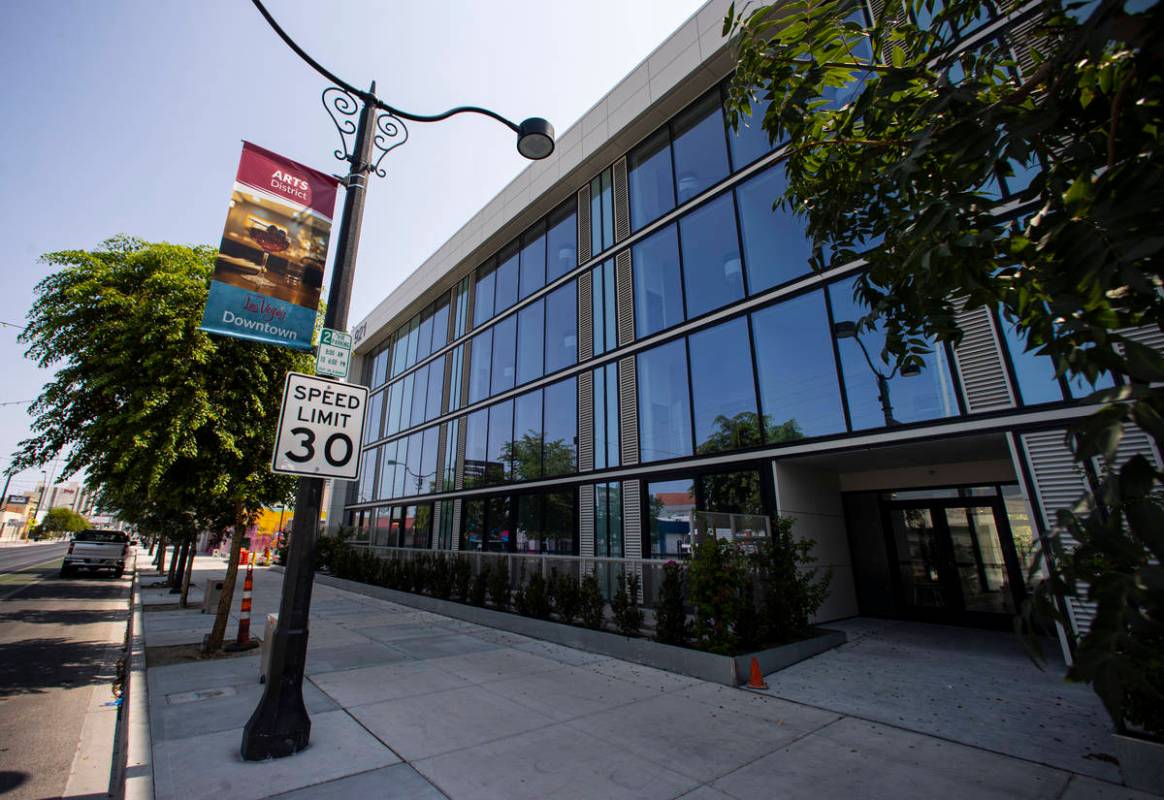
[{"left": 123, "top": 564, "right": 155, "bottom": 800}]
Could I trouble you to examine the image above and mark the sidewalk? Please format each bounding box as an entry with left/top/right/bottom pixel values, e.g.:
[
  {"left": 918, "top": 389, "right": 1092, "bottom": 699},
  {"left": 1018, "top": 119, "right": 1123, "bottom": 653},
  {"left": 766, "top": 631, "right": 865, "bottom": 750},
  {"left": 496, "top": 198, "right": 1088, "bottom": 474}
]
[{"left": 139, "top": 554, "right": 1155, "bottom": 800}]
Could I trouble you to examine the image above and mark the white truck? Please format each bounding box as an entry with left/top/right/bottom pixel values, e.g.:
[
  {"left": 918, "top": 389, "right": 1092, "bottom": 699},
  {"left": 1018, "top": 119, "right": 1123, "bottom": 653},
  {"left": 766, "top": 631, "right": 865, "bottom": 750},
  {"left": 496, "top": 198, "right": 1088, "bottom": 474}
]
[{"left": 60, "top": 530, "right": 130, "bottom": 578}]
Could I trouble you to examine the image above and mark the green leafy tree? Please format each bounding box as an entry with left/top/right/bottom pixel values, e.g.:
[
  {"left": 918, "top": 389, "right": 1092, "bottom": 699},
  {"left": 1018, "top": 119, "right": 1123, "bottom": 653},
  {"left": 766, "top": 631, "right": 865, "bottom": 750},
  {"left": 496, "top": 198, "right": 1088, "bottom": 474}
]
[
  {"left": 725, "top": 0, "right": 1163, "bottom": 733},
  {"left": 36, "top": 507, "right": 89, "bottom": 538},
  {"left": 11, "top": 237, "right": 313, "bottom": 654}
]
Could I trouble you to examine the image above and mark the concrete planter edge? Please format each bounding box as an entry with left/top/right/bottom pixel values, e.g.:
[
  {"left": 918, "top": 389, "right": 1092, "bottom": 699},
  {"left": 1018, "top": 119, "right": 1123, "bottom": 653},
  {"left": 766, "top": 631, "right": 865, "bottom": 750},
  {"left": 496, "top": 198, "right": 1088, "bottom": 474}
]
[
  {"left": 299, "top": 568, "right": 846, "bottom": 687},
  {"left": 1112, "top": 732, "right": 1164, "bottom": 793}
]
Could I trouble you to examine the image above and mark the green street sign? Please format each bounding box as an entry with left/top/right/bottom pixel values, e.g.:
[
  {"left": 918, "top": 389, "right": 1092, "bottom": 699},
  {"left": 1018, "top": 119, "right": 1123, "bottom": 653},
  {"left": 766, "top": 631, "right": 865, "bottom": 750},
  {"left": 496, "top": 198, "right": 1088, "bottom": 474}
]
[{"left": 315, "top": 328, "right": 352, "bottom": 379}]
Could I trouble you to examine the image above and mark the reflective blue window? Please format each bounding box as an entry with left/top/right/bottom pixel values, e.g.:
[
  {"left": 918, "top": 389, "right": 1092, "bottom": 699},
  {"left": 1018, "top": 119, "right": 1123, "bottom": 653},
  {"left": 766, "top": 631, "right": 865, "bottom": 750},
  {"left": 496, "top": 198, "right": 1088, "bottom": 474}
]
[
  {"left": 736, "top": 164, "right": 812, "bottom": 293},
  {"left": 637, "top": 339, "right": 693, "bottom": 462},
  {"left": 430, "top": 296, "right": 450, "bottom": 352},
  {"left": 425, "top": 360, "right": 443, "bottom": 421},
  {"left": 672, "top": 91, "right": 730, "bottom": 205},
  {"left": 829, "top": 277, "right": 960, "bottom": 429},
  {"left": 519, "top": 222, "right": 546, "bottom": 300},
  {"left": 364, "top": 390, "right": 384, "bottom": 444},
  {"left": 468, "top": 328, "right": 492, "bottom": 404},
  {"left": 679, "top": 193, "right": 744, "bottom": 318},
  {"left": 448, "top": 346, "right": 464, "bottom": 413},
  {"left": 416, "top": 310, "right": 434, "bottom": 363},
  {"left": 358, "top": 447, "right": 376, "bottom": 503},
  {"left": 398, "top": 373, "right": 414, "bottom": 434},
  {"left": 752, "top": 291, "right": 846, "bottom": 440},
  {"left": 487, "top": 399, "right": 514, "bottom": 484},
  {"left": 595, "top": 482, "right": 623, "bottom": 558},
  {"left": 628, "top": 127, "right": 675, "bottom": 232},
  {"left": 386, "top": 381, "right": 402, "bottom": 436},
  {"left": 420, "top": 426, "right": 439, "bottom": 494},
  {"left": 544, "top": 281, "right": 577, "bottom": 374},
  {"left": 688, "top": 318, "right": 760, "bottom": 453},
  {"left": 516, "top": 299, "right": 544, "bottom": 385},
  {"left": 405, "top": 431, "right": 423, "bottom": 497},
  {"left": 391, "top": 329, "right": 407, "bottom": 378},
  {"left": 410, "top": 365, "right": 428, "bottom": 427},
  {"left": 513, "top": 389, "right": 543, "bottom": 481},
  {"left": 473, "top": 265, "right": 495, "bottom": 326},
  {"left": 378, "top": 440, "right": 397, "bottom": 500},
  {"left": 464, "top": 409, "right": 488, "bottom": 488},
  {"left": 371, "top": 348, "right": 389, "bottom": 388},
  {"left": 494, "top": 246, "right": 519, "bottom": 314},
  {"left": 591, "top": 259, "right": 617, "bottom": 357},
  {"left": 591, "top": 168, "right": 614, "bottom": 256},
  {"left": 393, "top": 435, "right": 409, "bottom": 497},
  {"left": 632, "top": 225, "right": 684, "bottom": 339},
  {"left": 543, "top": 377, "right": 577, "bottom": 476},
  {"left": 594, "top": 363, "right": 620, "bottom": 469},
  {"left": 404, "top": 317, "right": 419, "bottom": 369},
  {"left": 490, "top": 314, "right": 517, "bottom": 396},
  {"left": 728, "top": 94, "right": 775, "bottom": 170},
  {"left": 546, "top": 201, "right": 577, "bottom": 283},
  {"left": 999, "top": 311, "right": 1063, "bottom": 405},
  {"left": 442, "top": 418, "right": 459, "bottom": 490},
  {"left": 821, "top": 10, "right": 874, "bottom": 110}
]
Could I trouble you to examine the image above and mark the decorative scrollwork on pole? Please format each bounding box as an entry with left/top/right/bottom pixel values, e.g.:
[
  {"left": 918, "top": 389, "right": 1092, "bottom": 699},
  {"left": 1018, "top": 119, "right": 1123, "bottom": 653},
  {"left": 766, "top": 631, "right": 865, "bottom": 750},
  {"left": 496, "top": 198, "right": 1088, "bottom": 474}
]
[
  {"left": 322, "top": 86, "right": 360, "bottom": 164},
  {"left": 369, "top": 111, "right": 408, "bottom": 178}
]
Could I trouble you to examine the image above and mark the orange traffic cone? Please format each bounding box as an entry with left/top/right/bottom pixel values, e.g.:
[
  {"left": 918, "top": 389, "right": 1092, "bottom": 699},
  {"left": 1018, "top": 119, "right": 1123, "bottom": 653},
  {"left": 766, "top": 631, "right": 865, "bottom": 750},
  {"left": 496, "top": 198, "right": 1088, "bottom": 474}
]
[
  {"left": 747, "top": 657, "right": 768, "bottom": 690},
  {"left": 226, "top": 558, "right": 259, "bottom": 651}
]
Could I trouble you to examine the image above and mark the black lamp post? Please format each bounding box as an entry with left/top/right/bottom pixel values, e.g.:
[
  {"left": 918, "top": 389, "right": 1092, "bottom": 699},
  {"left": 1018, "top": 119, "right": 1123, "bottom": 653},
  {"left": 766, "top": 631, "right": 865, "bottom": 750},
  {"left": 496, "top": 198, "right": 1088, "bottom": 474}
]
[
  {"left": 241, "top": 0, "right": 554, "bottom": 761},
  {"left": 832, "top": 319, "right": 920, "bottom": 427}
]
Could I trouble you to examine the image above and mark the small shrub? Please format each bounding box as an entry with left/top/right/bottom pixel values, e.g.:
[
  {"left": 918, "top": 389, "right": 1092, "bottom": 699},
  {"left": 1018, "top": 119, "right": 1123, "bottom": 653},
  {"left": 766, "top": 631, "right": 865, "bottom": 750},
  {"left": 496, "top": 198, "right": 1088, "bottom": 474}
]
[
  {"left": 469, "top": 564, "right": 489, "bottom": 606},
  {"left": 654, "top": 562, "right": 689, "bottom": 646},
  {"left": 488, "top": 558, "right": 511, "bottom": 610},
  {"left": 579, "top": 573, "right": 605, "bottom": 630},
  {"left": 429, "top": 553, "right": 453, "bottom": 599},
  {"left": 410, "top": 554, "right": 429, "bottom": 594},
  {"left": 689, "top": 535, "right": 750, "bottom": 654},
  {"left": 753, "top": 516, "right": 832, "bottom": 645},
  {"left": 453, "top": 556, "right": 472, "bottom": 602},
  {"left": 519, "top": 571, "right": 552, "bottom": 619},
  {"left": 612, "top": 572, "right": 644, "bottom": 637},
  {"left": 550, "top": 570, "right": 581, "bottom": 625}
]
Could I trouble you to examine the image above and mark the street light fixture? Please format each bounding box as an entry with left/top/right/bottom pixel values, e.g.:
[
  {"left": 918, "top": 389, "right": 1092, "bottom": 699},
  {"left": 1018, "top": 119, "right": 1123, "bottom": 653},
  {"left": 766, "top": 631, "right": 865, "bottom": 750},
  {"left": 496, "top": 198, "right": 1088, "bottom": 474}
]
[
  {"left": 832, "top": 319, "right": 920, "bottom": 427},
  {"left": 241, "top": 0, "right": 554, "bottom": 762}
]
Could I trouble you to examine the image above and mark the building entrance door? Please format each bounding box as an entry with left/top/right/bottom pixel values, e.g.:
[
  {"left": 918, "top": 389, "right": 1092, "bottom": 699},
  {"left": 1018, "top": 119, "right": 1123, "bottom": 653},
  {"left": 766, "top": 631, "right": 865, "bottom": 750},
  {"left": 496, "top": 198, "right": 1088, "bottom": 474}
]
[{"left": 882, "top": 497, "right": 1025, "bottom": 628}]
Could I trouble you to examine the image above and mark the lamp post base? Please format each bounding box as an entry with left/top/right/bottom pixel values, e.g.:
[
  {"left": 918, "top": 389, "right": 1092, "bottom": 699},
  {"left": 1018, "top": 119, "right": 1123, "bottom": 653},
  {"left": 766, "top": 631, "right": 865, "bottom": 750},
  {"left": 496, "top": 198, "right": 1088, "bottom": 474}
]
[{"left": 240, "top": 627, "right": 312, "bottom": 760}]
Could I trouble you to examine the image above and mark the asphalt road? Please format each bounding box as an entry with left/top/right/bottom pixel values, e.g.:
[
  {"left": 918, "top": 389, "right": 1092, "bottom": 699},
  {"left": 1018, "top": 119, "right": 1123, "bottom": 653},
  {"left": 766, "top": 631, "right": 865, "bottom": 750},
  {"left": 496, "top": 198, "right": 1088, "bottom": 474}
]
[{"left": 0, "top": 542, "right": 131, "bottom": 799}]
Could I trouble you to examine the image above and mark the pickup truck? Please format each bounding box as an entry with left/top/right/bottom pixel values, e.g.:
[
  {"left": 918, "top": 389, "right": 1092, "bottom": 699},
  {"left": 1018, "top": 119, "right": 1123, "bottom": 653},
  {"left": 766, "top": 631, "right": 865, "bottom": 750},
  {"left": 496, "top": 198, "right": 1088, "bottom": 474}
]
[{"left": 60, "top": 530, "right": 130, "bottom": 578}]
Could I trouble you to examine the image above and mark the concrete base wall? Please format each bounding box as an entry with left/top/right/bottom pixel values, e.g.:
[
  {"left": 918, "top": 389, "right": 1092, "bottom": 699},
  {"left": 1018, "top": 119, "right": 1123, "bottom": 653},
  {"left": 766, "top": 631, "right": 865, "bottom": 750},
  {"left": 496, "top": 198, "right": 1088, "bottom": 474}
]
[{"left": 772, "top": 462, "right": 858, "bottom": 623}]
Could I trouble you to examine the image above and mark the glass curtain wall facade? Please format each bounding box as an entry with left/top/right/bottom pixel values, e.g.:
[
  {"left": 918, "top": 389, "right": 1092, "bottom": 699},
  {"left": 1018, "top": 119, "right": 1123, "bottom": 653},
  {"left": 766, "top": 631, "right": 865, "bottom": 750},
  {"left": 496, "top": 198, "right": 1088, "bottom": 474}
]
[{"left": 344, "top": 0, "right": 1122, "bottom": 564}]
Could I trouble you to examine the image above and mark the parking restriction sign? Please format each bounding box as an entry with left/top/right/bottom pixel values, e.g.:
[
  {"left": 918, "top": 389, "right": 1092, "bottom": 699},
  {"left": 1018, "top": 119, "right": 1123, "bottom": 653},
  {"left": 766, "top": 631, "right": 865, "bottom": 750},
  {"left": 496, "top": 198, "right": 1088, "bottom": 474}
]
[
  {"left": 315, "top": 328, "right": 352, "bottom": 379},
  {"left": 271, "top": 372, "right": 368, "bottom": 480}
]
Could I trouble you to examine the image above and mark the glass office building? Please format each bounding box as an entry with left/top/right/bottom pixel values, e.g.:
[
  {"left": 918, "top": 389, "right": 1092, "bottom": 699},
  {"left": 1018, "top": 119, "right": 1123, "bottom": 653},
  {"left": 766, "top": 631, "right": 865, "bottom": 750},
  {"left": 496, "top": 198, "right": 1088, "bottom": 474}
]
[{"left": 333, "top": 0, "right": 1161, "bottom": 639}]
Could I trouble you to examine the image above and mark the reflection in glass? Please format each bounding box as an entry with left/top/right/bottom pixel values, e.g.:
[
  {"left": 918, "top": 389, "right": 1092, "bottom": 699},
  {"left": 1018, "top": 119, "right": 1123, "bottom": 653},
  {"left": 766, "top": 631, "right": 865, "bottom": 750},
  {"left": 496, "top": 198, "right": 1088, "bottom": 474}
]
[
  {"left": 461, "top": 498, "right": 484, "bottom": 551},
  {"left": 891, "top": 508, "right": 947, "bottom": 608},
  {"left": 519, "top": 222, "right": 546, "bottom": 300},
  {"left": 410, "top": 365, "right": 428, "bottom": 427},
  {"left": 591, "top": 259, "right": 617, "bottom": 357},
  {"left": 468, "top": 328, "right": 492, "bottom": 404},
  {"left": 727, "top": 94, "right": 775, "bottom": 170},
  {"left": 595, "top": 481, "right": 623, "bottom": 558},
  {"left": 688, "top": 318, "right": 760, "bottom": 453},
  {"left": 431, "top": 296, "right": 450, "bottom": 352},
  {"left": 464, "top": 409, "right": 488, "bottom": 488},
  {"left": 679, "top": 193, "right": 744, "bottom": 318},
  {"left": 513, "top": 390, "right": 543, "bottom": 481},
  {"left": 637, "top": 339, "right": 693, "bottom": 462},
  {"left": 591, "top": 168, "right": 614, "bottom": 256},
  {"left": 364, "top": 390, "right": 384, "bottom": 444},
  {"left": 545, "top": 490, "right": 575, "bottom": 553},
  {"left": 490, "top": 314, "right": 517, "bottom": 396},
  {"left": 546, "top": 201, "right": 578, "bottom": 283},
  {"left": 632, "top": 225, "right": 684, "bottom": 339},
  {"left": 593, "top": 363, "right": 619, "bottom": 470},
  {"left": 543, "top": 377, "right": 577, "bottom": 476},
  {"left": 487, "top": 399, "right": 514, "bottom": 485},
  {"left": 752, "top": 291, "right": 846, "bottom": 441},
  {"left": 736, "top": 164, "right": 812, "bottom": 293},
  {"left": 495, "top": 246, "right": 519, "bottom": 314},
  {"left": 517, "top": 493, "right": 542, "bottom": 552},
  {"left": 424, "top": 360, "right": 443, "bottom": 422},
  {"left": 945, "top": 507, "right": 1013, "bottom": 614},
  {"left": 999, "top": 310, "right": 1063, "bottom": 405},
  {"left": 420, "top": 426, "right": 439, "bottom": 494},
  {"left": 544, "top": 282, "right": 577, "bottom": 373},
  {"left": 698, "top": 470, "right": 763, "bottom": 516},
  {"left": 628, "top": 127, "right": 675, "bottom": 232},
  {"left": 516, "top": 300, "right": 544, "bottom": 386},
  {"left": 648, "top": 478, "right": 694, "bottom": 558},
  {"left": 486, "top": 495, "right": 512, "bottom": 552},
  {"left": 473, "top": 264, "right": 495, "bottom": 325},
  {"left": 672, "top": 91, "right": 730, "bottom": 204}
]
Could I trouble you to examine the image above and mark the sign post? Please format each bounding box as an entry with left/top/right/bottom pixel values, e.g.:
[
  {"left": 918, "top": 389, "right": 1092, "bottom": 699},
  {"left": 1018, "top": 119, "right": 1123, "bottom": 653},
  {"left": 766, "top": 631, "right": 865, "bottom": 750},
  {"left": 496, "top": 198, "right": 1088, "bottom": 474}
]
[{"left": 314, "top": 328, "right": 352, "bottom": 380}]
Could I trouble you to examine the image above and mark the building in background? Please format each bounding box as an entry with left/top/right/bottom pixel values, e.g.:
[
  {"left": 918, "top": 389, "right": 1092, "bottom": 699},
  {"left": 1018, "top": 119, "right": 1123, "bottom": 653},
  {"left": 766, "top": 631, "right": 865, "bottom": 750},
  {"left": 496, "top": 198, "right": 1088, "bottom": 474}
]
[
  {"left": 1, "top": 494, "right": 32, "bottom": 541},
  {"left": 328, "top": 0, "right": 1162, "bottom": 653}
]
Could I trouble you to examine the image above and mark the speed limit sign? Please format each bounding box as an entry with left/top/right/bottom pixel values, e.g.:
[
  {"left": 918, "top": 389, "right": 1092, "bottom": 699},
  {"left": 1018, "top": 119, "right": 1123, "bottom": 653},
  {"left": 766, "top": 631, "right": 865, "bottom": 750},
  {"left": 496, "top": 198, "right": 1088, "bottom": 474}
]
[{"left": 271, "top": 372, "right": 369, "bottom": 480}]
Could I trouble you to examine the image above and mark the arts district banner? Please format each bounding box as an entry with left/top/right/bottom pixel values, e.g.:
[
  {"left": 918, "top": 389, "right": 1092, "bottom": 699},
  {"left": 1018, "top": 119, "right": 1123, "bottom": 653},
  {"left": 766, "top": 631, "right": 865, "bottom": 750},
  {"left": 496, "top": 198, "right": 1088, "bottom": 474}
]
[{"left": 200, "top": 141, "right": 339, "bottom": 350}]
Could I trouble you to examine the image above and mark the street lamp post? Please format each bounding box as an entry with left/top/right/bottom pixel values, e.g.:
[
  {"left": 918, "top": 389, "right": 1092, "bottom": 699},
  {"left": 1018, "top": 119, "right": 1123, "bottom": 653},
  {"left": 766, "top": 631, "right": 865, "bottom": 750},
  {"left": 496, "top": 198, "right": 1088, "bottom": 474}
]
[
  {"left": 241, "top": 0, "right": 553, "bottom": 761},
  {"left": 832, "top": 320, "right": 920, "bottom": 427}
]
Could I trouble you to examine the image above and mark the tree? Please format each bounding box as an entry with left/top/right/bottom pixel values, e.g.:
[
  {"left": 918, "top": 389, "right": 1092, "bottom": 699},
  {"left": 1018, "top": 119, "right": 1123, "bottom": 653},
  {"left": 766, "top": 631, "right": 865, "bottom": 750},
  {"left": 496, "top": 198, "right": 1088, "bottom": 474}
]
[
  {"left": 11, "top": 237, "right": 312, "bottom": 653},
  {"left": 35, "top": 507, "right": 89, "bottom": 538},
  {"left": 725, "top": 0, "right": 1163, "bottom": 735}
]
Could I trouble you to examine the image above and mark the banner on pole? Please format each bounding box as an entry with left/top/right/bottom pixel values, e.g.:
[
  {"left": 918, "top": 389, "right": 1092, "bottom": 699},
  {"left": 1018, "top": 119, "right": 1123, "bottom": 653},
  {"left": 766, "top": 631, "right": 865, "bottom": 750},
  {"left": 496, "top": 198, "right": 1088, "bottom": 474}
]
[{"left": 200, "top": 141, "right": 339, "bottom": 351}]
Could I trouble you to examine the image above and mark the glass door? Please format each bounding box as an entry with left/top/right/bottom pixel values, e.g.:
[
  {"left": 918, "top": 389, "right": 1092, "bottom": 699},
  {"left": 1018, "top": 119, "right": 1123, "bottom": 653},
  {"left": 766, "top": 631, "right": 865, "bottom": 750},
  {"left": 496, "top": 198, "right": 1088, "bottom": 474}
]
[{"left": 883, "top": 497, "right": 1023, "bottom": 627}]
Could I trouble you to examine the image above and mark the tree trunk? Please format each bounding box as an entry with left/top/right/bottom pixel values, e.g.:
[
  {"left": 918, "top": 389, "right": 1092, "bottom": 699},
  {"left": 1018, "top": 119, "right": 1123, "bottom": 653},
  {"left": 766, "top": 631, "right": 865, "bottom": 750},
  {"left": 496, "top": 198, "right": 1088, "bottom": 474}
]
[
  {"left": 155, "top": 535, "right": 166, "bottom": 575},
  {"left": 204, "top": 507, "right": 245, "bottom": 655},
  {"left": 179, "top": 538, "right": 197, "bottom": 608},
  {"left": 167, "top": 538, "right": 185, "bottom": 589},
  {"left": 170, "top": 538, "right": 190, "bottom": 593}
]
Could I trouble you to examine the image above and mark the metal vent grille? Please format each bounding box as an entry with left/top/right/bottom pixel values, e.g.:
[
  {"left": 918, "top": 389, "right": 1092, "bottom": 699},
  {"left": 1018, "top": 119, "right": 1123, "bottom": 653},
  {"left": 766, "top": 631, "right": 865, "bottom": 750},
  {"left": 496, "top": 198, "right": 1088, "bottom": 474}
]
[
  {"left": 577, "top": 185, "right": 592, "bottom": 265},
  {"left": 431, "top": 501, "right": 441, "bottom": 549},
  {"left": 440, "top": 351, "right": 453, "bottom": 416},
  {"left": 1119, "top": 325, "right": 1164, "bottom": 380},
  {"left": 579, "top": 484, "right": 595, "bottom": 558},
  {"left": 433, "top": 422, "right": 447, "bottom": 493},
  {"left": 618, "top": 355, "right": 639, "bottom": 467},
  {"left": 612, "top": 157, "right": 630, "bottom": 243},
  {"left": 1007, "top": 9, "right": 1050, "bottom": 83},
  {"left": 450, "top": 498, "right": 462, "bottom": 552},
  {"left": 615, "top": 250, "right": 634, "bottom": 347},
  {"left": 1020, "top": 429, "right": 1094, "bottom": 633},
  {"left": 464, "top": 272, "right": 477, "bottom": 332},
  {"left": 952, "top": 301, "right": 1015, "bottom": 412},
  {"left": 453, "top": 414, "right": 468, "bottom": 491},
  {"left": 578, "top": 370, "right": 595, "bottom": 472},
  {"left": 578, "top": 270, "right": 594, "bottom": 362},
  {"left": 622, "top": 479, "right": 641, "bottom": 560}
]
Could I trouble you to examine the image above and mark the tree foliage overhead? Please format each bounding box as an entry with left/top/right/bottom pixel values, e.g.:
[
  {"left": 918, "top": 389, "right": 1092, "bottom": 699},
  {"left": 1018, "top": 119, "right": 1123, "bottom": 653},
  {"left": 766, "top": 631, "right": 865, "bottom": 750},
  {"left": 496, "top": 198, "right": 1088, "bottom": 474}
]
[{"left": 724, "top": 0, "right": 1163, "bottom": 734}]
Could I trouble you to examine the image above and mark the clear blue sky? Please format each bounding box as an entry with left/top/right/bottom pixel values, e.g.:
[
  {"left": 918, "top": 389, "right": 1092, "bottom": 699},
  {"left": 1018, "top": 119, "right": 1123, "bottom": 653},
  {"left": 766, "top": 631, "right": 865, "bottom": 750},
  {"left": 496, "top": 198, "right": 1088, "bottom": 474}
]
[{"left": 0, "top": 0, "right": 705, "bottom": 495}]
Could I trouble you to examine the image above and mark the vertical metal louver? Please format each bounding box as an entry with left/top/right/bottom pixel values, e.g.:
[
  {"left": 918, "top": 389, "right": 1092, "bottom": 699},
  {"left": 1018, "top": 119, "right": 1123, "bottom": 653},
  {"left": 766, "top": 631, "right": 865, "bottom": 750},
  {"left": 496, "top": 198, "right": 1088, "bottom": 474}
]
[
  {"left": 579, "top": 484, "right": 595, "bottom": 558},
  {"left": 578, "top": 270, "right": 594, "bottom": 362},
  {"left": 453, "top": 415, "right": 468, "bottom": 491},
  {"left": 440, "top": 351, "right": 453, "bottom": 417},
  {"left": 577, "top": 185, "right": 593, "bottom": 265},
  {"left": 612, "top": 157, "right": 630, "bottom": 243},
  {"left": 578, "top": 370, "right": 595, "bottom": 472},
  {"left": 952, "top": 300, "right": 1016, "bottom": 413},
  {"left": 433, "top": 423, "right": 447, "bottom": 494},
  {"left": 1006, "top": 6, "right": 1051, "bottom": 83},
  {"left": 431, "top": 501, "right": 442, "bottom": 550},
  {"left": 450, "top": 498, "right": 462, "bottom": 552},
  {"left": 464, "top": 273, "right": 476, "bottom": 332},
  {"left": 618, "top": 356, "right": 639, "bottom": 467},
  {"left": 1118, "top": 325, "right": 1164, "bottom": 376},
  {"left": 622, "top": 479, "right": 641, "bottom": 560},
  {"left": 615, "top": 250, "right": 634, "bottom": 347},
  {"left": 1019, "top": 429, "right": 1095, "bottom": 634}
]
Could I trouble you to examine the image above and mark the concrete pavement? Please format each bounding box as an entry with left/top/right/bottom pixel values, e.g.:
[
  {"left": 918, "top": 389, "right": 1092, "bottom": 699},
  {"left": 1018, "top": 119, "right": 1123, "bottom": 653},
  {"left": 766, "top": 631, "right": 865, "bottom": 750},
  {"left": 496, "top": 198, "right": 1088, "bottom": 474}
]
[{"left": 139, "top": 553, "right": 1158, "bottom": 800}]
